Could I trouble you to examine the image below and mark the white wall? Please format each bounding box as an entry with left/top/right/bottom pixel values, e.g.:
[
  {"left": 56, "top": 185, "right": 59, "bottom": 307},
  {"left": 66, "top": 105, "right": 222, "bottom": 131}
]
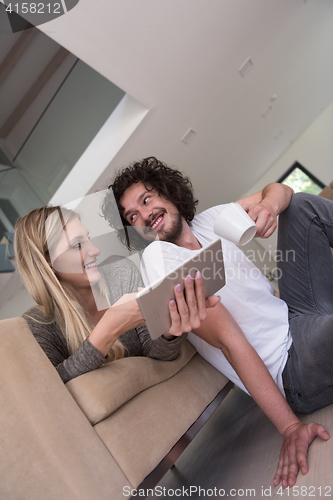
[
  {"left": 243, "top": 98, "right": 333, "bottom": 197},
  {"left": 240, "top": 99, "right": 333, "bottom": 274}
]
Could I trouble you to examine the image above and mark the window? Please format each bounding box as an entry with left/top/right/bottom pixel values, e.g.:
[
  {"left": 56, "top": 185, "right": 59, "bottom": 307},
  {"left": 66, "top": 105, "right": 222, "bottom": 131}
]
[{"left": 277, "top": 162, "right": 325, "bottom": 195}]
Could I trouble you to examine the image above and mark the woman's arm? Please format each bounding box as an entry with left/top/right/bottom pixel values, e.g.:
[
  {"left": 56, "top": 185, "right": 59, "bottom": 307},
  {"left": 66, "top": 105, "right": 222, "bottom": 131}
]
[
  {"left": 102, "top": 255, "right": 218, "bottom": 361},
  {"left": 88, "top": 296, "right": 144, "bottom": 357},
  {"left": 89, "top": 272, "right": 219, "bottom": 358},
  {"left": 24, "top": 309, "right": 107, "bottom": 383}
]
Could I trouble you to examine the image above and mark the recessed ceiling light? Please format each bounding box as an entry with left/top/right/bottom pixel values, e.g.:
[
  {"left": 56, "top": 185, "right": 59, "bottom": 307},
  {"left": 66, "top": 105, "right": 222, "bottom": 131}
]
[
  {"left": 274, "top": 130, "right": 284, "bottom": 140},
  {"left": 261, "top": 104, "right": 273, "bottom": 118},
  {"left": 239, "top": 57, "right": 254, "bottom": 77},
  {"left": 181, "top": 128, "right": 197, "bottom": 144}
]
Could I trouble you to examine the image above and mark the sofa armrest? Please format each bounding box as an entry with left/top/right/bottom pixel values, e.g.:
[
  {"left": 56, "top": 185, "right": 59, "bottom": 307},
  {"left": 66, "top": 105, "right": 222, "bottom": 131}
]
[
  {"left": 0, "top": 318, "right": 133, "bottom": 500},
  {"left": 66, "top": 340, "right": 197, "bottom": 425}
]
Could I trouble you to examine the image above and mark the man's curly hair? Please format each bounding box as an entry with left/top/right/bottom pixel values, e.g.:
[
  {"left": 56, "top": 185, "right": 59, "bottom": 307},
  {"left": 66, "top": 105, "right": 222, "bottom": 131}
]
[{"left": 102, "top": 157, "right": 198, "bottom": 251}]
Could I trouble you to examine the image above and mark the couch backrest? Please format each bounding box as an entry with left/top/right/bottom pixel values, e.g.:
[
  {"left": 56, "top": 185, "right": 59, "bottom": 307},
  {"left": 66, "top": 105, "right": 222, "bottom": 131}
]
[{"left": 0, "top": 317, "right": 134, "bottom": 500}]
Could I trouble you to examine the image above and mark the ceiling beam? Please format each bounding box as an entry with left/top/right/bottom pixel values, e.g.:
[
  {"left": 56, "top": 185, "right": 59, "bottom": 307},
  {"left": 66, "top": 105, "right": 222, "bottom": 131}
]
[
  {"left": 0, "top": 29, "right": 38, "bottom": 88},
  {"left": 0, "top": 47, "right": 70, "bottom": 138}
]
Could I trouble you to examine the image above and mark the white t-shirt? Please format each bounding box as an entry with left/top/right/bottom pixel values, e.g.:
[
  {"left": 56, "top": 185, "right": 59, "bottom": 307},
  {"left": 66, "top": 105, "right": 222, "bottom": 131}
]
[{"left": 140, "top": 204, "right": 291, "bottom": 395}]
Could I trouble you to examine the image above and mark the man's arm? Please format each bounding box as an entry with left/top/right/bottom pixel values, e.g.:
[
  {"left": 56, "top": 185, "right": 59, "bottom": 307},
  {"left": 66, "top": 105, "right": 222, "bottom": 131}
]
[
  {"left": 193, "top": 303, "right": 330, "bottom": 488},
  {"left": 236, "top": 183, "right": 294, "bottom": 238}
]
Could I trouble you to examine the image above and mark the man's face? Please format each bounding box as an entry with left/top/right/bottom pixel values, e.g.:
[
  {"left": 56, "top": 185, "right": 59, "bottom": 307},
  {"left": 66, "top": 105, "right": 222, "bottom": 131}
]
[{"left": 119, "top": 182, "right": 184, "bottom": 244}]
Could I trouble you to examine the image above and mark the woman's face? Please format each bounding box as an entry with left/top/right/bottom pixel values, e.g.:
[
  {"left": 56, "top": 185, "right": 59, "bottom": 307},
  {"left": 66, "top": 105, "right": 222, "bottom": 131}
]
[{"left": 49, "top": 217, "right": 101, "bottom": 289}]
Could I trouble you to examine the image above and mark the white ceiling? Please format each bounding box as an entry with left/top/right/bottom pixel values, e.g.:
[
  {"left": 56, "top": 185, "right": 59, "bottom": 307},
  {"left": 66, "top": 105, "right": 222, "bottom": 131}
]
[{"left": 5, "top": 0, "right": 333, "bottom": 213}]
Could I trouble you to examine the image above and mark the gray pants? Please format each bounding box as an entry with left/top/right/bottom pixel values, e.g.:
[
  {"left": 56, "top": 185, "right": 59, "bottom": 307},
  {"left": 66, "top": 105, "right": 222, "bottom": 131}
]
[{"left": 278, "top": 192, "right": 333, "bottom": 413}]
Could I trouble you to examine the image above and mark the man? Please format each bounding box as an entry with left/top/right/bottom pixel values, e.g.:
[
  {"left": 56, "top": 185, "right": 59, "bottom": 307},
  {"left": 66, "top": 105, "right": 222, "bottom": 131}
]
[{"left": 103, "top": 156, "right": 332, "bottom": 488}]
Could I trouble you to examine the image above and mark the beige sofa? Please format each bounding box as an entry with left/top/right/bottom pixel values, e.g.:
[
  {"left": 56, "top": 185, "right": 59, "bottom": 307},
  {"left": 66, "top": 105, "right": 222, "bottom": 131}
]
[
  {"left": 0, "top": 317, "right": 230, "bottom": 500},
  {"left": 319, "top": 180, "right": 333, "bottom": 201}
]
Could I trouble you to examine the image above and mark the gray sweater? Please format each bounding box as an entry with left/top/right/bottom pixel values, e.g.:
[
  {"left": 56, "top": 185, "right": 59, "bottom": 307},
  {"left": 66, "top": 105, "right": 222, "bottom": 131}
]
[{"left": 24, "top": 255, "right": 185, "bottom": 383}]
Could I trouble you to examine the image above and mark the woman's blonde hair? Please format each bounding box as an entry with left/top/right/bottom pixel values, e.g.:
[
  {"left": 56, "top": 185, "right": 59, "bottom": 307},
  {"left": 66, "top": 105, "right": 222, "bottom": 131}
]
[{"left": 14, "top": 206, "right": 125, "bottom": 361}]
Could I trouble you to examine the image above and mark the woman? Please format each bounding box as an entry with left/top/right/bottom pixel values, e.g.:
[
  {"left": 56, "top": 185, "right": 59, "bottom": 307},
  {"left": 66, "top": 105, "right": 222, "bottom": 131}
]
[{"left": 14, "top": 206, "right": 217, "bottom": 383}]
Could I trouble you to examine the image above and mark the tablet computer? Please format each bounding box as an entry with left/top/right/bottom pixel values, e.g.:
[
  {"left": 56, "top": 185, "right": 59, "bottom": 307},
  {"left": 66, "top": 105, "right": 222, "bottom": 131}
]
[{"left": 136, "top": 238, "right": 225, "bottom": 339}]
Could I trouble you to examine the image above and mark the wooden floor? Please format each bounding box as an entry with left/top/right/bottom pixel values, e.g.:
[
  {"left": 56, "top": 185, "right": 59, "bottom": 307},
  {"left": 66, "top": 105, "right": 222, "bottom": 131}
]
[{"left": 150, "top": 388, "right": 333, "bottom": 500}]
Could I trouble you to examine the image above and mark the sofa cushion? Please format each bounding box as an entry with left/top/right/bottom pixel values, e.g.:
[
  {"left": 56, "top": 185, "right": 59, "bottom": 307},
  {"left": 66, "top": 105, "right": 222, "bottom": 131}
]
[
  {"left": 66, "top": 340, "right": 196, "bottom": 425},
  {"left": 94, "top": 353, "right": 230, "bottom": 487}
]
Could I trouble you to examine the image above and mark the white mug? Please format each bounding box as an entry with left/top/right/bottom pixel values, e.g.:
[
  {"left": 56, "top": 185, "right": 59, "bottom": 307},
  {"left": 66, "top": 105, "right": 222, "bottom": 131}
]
[{"left": 213, "top": 203, "right": 257, "bottom": 246}]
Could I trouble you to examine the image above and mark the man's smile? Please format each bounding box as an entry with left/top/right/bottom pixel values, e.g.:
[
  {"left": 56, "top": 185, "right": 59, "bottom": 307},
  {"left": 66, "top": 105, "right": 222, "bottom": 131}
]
[{"left": 149, "top": 212, "right": 165, "bottom": 231}]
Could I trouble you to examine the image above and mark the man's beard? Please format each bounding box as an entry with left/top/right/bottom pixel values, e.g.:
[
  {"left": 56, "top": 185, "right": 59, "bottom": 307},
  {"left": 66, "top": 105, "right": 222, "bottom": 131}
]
[
  {"left": 158, "top": 211, "right": 183, "bottom": 243},
  {"left": 138, "top": 210, "right": 183, "bottom": 244}
]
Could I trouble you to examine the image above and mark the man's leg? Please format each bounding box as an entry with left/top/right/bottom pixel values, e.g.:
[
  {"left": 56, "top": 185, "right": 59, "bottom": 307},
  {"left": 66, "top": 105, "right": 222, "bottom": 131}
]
[
  {"left": 277, "top": 192, "right": 333, "bottom": 413},
  {"left": 278, "top": 192, "right": 333, "bottom": 315},
  {"left": 282, "top": 313, "right": 333, "bottom": 413}
]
